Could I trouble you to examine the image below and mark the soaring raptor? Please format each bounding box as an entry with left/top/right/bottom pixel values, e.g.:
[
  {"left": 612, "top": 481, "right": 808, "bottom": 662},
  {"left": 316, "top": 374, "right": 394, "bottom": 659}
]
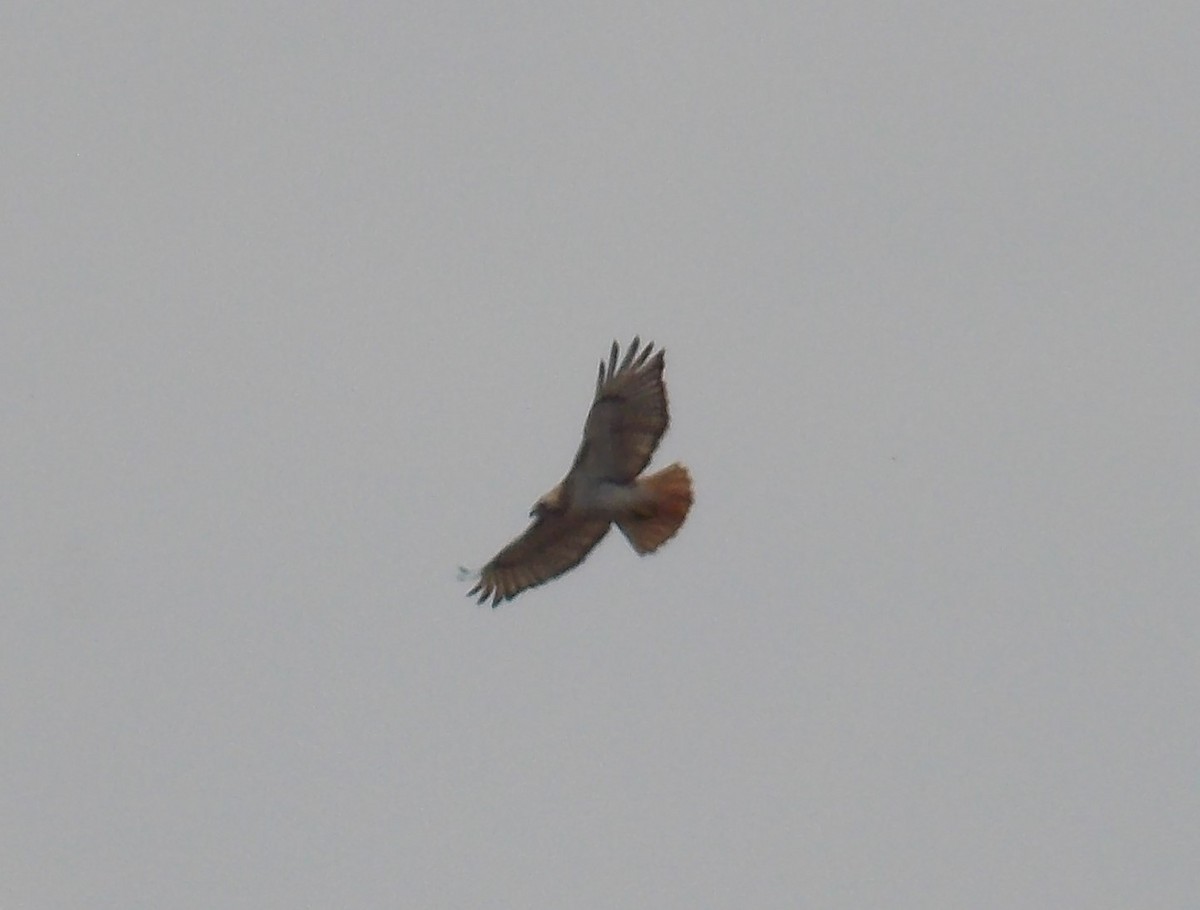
[{"left": 465, "top": 337, "right": 692, "bottom": 607}]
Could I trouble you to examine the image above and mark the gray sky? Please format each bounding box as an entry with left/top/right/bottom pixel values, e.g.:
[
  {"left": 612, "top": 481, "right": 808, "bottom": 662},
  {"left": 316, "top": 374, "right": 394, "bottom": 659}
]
[{"left": 5, "top": 3, "right": 1198, "bottom": 907}]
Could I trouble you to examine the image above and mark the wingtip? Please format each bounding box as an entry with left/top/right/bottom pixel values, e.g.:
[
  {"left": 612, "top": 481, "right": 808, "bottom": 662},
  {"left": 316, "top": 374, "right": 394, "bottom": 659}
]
[
  {"left": 604, "top": 336, "right": 666, "bottom": 376},
  {"left": 619, "top": 336, "right": 641, "bottom": 371},
  {"left": 465, "top": 577, "right": 506, "bottom": 608}
]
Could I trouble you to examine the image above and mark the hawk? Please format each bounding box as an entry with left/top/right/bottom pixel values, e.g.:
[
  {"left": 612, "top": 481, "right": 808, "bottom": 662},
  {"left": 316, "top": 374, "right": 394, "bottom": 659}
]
[{"left": 465, "top": 337, "right": 693, "bottom": 607}]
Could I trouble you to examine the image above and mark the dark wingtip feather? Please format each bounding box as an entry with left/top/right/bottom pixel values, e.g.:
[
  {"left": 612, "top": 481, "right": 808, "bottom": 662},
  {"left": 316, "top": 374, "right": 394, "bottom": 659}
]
[
  {"left": 619, "top": 336, "right": 641, "bottom": 371},
  {"left": 636, "top": 341, "right": 656, "bottom": 367}
]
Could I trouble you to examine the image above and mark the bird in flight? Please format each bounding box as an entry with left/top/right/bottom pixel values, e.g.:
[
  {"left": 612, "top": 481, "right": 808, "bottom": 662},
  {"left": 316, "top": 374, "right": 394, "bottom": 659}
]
[{"left": 464, "top": 337, "right": 693, "bottom": 607}]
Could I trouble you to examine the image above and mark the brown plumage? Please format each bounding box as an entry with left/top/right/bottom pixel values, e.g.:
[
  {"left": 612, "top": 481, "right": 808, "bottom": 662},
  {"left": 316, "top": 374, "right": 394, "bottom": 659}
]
[{"left": 466, "top": 337, "right": 693, "bottom": 607}]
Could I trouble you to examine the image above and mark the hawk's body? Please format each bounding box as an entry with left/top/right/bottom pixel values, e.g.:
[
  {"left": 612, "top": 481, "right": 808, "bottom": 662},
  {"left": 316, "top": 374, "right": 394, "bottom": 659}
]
[{"left": 466, "top": 337, "right": 692, "bottom": 607}]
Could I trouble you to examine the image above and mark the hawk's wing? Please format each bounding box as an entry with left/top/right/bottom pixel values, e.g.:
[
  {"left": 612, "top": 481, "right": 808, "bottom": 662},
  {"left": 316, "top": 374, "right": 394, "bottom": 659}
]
[
  {"left": 468, "top": 514, "right": 611, "bottom": 607},
  {"left": 572, "top": 337, "right": 669, "bottom": 482}
]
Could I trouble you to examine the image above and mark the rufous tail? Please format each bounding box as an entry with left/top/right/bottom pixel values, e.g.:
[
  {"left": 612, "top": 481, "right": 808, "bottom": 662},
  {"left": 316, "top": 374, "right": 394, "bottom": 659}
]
[{"left": 617, "top": 463, "right": 693, "bottom": 555}]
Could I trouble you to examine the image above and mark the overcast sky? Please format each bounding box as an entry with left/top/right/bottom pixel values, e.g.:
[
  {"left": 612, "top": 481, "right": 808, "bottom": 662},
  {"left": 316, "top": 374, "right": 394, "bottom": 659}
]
[{"left": 5, "top": 3, "right": 1198, "bottom": 907}]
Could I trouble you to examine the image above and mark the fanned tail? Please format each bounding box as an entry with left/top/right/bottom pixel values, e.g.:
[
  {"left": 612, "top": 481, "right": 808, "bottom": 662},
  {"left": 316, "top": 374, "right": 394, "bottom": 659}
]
[{"left": 617, "top": 463, "right": 693, "bottom": 555}]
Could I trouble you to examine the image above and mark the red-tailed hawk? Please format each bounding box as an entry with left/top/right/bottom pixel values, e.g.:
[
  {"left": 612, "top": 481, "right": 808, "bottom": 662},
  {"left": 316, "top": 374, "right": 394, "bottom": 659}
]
[{"left": 465, "top": 337, "right": 693, "bottom": 607}]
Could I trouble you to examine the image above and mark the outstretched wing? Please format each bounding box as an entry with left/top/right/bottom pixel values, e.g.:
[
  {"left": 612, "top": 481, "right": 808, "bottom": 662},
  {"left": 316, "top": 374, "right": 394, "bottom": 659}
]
[
  {"left": 469, "top": 515, "right": 611, "bottom": 607},
  {"left": 572, "top": 337, "right": 669, "bottom": 482}
]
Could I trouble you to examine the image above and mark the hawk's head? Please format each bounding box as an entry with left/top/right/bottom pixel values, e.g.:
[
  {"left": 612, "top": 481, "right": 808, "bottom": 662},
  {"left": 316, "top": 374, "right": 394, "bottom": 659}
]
[{"left": 530, "top": 482, "right": 566, "bottom": 518}]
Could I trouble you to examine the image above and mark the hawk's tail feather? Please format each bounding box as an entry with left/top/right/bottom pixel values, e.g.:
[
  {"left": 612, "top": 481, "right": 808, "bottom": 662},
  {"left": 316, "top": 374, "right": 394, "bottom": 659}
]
[{"left": 618, "top": 462, "right": 693, "bottom": 555}]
